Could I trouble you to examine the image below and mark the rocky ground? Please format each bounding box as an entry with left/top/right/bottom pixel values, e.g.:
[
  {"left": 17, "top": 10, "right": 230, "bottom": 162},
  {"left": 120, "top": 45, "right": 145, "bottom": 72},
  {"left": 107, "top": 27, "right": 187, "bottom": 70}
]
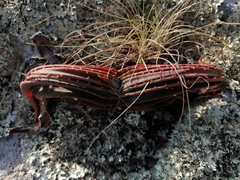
[{"left": 0, "top": 0, "right": 240, "bottom": 179}]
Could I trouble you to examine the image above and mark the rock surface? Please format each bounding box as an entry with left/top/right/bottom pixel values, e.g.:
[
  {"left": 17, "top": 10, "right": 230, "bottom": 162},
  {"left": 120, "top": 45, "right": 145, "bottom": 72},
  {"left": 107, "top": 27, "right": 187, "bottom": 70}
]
[{"left": 0, "top": 0, "right": 239, "bottom": 179}]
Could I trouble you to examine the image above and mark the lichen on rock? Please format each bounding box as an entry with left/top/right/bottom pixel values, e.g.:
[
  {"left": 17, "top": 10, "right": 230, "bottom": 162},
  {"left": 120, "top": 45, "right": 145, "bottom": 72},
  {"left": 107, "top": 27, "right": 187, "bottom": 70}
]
[{"left": 0, "top": 0, "right": 240, "bottom": 179}]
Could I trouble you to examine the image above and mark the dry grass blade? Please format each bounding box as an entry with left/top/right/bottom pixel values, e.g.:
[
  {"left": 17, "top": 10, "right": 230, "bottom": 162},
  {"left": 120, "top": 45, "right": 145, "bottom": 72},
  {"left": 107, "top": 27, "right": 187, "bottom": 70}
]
[
  {"left": 10, "top": 0, "right": 238, "bottom": 139},
  {"left": 58, "top": 0, "right": 236, "bottom": 137},
  {"left": 61, "top": 0, "right": 213, "bottom": 69},
  {"left": 84, "top": 81, "right": 150, "bottom": 155},
  {"left": 119, "top": 64, "right": 226, "bottom": 110}
]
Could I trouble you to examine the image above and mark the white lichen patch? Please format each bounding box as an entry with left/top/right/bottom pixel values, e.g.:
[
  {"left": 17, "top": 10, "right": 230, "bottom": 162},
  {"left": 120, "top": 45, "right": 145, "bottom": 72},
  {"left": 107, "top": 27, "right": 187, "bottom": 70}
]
[
  {"left": 151, "top": 91, "right": 240, "bottom": 179},
  {"left": 21, "top": 133, "right": 89, "bottom": 179},
  {"left": 0, "top": 78, "right": 32, "bottom": 137},
  {"left": 124, "top": 112, "right": 141, "bottom": 126}
]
